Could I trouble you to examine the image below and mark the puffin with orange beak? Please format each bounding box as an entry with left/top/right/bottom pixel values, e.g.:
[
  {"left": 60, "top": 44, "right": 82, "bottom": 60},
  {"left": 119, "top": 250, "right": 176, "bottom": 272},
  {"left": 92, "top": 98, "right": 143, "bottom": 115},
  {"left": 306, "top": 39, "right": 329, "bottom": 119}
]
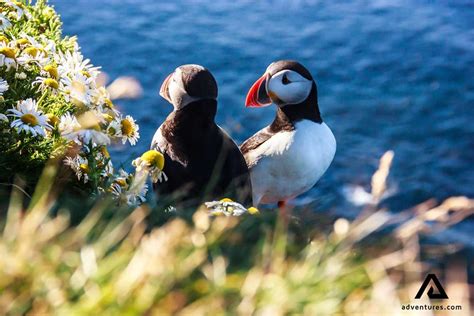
[
  {"left": 151, "top": 64, "right": 252, "bottom": 205},
  {"left": 240, "top": 60, "right": 336, "bottom": 210}
]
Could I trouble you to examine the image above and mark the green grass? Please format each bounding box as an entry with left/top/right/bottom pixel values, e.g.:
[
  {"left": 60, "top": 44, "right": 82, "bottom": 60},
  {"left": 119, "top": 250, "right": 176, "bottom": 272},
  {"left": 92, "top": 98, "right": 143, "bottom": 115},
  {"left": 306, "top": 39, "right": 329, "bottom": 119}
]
[
  {"left": 0, "top": 153, "right": 472, "bottom": 315},
  {"left": 1, "top": 2, "right": 472, "bottom": 315}
]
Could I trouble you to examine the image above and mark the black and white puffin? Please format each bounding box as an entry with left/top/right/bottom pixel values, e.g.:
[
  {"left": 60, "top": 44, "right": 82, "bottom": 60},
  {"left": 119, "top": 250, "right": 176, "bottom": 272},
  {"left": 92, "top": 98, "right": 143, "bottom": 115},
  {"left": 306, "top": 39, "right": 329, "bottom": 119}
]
[
  {"left": 151, "top": 64, "right": 252, "bottom": 205},
  {"left": 240, "top": 60, "right": 336, "bottom": 208}
]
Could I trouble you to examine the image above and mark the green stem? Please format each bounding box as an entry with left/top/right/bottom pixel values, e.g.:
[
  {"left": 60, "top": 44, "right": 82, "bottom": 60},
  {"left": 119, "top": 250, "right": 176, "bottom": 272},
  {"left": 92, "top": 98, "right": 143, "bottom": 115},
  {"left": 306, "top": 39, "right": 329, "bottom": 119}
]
[
  {"left": 37, "top": 91, "right": 48, "bottom": 107},
  {"left": 87, "top": 142, "right": 100, "bottom": 194}
]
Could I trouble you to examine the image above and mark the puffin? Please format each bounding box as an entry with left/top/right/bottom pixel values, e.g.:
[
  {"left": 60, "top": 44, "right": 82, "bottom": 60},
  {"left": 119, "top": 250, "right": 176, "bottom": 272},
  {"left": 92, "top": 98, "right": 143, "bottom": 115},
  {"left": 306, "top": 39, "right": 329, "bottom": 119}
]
[
  {"left": 151, "top": 64, "right": 252, "bottom": 206},
  {"left": 240, "top": 60, "right": 336, "bottom": 209}
]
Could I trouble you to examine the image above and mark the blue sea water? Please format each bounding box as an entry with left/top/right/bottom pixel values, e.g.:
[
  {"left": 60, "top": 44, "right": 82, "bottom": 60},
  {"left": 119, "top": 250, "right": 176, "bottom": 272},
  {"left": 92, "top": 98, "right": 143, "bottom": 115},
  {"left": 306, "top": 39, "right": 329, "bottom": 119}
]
[{"left": 51, "top": 0, "right": 474, "bottom": 244}]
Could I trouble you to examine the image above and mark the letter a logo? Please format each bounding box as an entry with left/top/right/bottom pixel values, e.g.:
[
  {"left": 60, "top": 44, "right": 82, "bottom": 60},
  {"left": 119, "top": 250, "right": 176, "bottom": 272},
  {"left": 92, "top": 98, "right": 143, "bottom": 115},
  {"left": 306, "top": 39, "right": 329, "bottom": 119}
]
[{"left": 415, "top": 274, "right": 448, "bottom": 299}]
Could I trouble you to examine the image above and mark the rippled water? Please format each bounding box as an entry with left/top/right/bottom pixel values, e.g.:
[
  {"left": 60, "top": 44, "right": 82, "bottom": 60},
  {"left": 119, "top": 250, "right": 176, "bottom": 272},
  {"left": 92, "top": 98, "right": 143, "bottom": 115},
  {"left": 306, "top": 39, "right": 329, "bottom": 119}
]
[{"left": 51, "top": 0, "right": 474, "bottom": 244}]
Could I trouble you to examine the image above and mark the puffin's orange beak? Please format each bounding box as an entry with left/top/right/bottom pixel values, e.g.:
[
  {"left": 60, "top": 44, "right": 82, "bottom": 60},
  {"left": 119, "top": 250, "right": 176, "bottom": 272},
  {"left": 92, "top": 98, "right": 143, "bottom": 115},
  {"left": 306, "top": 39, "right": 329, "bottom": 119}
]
[
  {"left": 159, "top": 73, "right": 173, "bottom": 102},
  {"left": 245, "top": 73, "right": 272, "bottom": 107}
]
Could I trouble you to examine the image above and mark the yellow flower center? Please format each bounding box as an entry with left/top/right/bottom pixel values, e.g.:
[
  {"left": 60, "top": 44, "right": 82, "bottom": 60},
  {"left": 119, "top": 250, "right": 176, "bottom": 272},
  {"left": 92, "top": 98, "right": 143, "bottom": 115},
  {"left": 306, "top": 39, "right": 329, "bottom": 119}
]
[
  {"left": 121, "top": 119, "right": 134, "bottom": 136},
  {"left": 247, "top": 207, "right": 260, "bottom": 215},
  {"left": 220, "top": 198, "right": 233, "bottom": 203},
  {"left": 16, "top": 38, "right": 29, "bottom": 46},
  {"left": 107, "top": 126, "right": 116, "bottom": 136},
  {"left": 100, "top": 146, "right": 110, "bottom": 158},
  {"left": 24, "top": 46, "right": 39, "bottom": 57},
  {"left": 104, "top": 98, "right": 114, "bottom": 108},
  {"left": 0, "top": 36, "right": 9, "bottom": 44},
  {"left": 115, "top": 178, "right": 127, "bottom": 187},
  {"left": 20, "top": 113, "right": 38, "bottom": 126},
  {"left": 79, "top": 163, "right": 89, "bottom": 174},
  {"left": 46, "top": 113, "right": 59, "bottom": 126},
  {"left": 44, "top": 78, "right": 59, "bottom": 89},
  {"left": 0, "top": 47, "right": 16, "bottom": 59},
  {"left": 140, "top": 150, "right": 165, "bottom": 170},
  {"left": 103, "top": 113, "right": 114, "bottom": 122},
  {"left": 44, "top": 65, "right": 58, "bottom": 79}
]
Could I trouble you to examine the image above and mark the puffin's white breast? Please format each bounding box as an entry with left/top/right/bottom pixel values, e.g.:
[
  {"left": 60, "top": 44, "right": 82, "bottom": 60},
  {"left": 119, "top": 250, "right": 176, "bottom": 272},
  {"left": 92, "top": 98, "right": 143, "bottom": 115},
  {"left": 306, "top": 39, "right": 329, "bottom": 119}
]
[{"left": 249, "top": 121, "right": 336, "bottom": 205}]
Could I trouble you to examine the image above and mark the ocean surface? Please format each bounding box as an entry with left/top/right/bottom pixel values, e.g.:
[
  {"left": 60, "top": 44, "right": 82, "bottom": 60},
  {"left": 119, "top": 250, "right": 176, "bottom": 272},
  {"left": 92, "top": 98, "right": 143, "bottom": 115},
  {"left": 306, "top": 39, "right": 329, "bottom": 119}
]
[{"left": 51, "top": 0, "right": 474, "bottom": 246}]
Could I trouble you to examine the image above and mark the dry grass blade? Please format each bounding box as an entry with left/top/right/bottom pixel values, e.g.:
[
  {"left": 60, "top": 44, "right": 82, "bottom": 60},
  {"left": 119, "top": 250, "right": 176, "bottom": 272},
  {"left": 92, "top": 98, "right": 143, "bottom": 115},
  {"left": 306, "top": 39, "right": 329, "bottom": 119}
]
[
  {"left": 396, "top": 196, "right": 474, "bottom": 240},
  {"left": 371, "top": 150, "right": 394, "bottom": 203}
]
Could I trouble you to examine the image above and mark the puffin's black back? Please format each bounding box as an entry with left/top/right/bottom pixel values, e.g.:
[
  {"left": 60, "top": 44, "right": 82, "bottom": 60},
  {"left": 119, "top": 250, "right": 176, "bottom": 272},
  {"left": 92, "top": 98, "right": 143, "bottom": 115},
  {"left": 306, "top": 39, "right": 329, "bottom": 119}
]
[{"left": 152, "top": 99, "right": 252, "bottom": 206}]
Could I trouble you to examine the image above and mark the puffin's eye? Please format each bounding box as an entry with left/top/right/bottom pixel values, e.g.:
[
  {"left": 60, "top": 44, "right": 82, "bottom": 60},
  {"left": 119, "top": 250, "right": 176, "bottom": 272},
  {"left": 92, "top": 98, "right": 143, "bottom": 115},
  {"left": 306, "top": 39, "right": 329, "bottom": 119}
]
[{"left": 282, "top": 73, "right": 290, "bottom": 85}]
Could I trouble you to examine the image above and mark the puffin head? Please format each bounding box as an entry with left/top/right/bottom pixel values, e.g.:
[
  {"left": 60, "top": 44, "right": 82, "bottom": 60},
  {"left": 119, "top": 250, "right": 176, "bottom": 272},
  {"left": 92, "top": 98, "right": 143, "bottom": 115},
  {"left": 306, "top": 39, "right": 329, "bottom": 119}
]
[
  {"left": 160, "top": 64, "right": 218, "bottom": 110},
  {"left": 245, "top": 60, "right": 315, "bottom": 108}
]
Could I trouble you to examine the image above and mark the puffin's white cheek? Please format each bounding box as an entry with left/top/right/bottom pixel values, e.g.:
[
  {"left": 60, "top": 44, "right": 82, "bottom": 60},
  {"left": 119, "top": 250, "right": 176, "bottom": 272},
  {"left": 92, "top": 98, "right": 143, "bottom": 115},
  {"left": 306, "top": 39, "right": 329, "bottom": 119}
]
[
  {"left": 269, "top": 81, "right": 312, "bottom": 105},
  {"left": 167, "top": 80, "right": 181, "bottom": 105},
  {"left": 288, "top": 81, "right": 312, "bottom": 104}
]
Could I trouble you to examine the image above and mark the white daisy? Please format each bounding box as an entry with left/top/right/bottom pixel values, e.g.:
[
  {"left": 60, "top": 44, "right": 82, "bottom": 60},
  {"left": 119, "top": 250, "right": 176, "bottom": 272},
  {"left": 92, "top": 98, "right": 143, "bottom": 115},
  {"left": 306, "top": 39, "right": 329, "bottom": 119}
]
[
  {"left": 110, "top": 182, "right": 147, "bottom": 206},
  {"left": 91, "top": 86, "right": 118, "bottom": 114},
  {"left": 205, "top": 198, "right": 260, "bottom": 217},
  {"left": 15, "top": 34, "right": 54, "bottom": 67},
  {"left": 132, "top": 150, "right": 167, "bottom": 183},
  {"left": 20, "top": 34, "right": 52, "bottom": 51},
  {"left": 0, "top": 113, "right": 8, "bottom": 122},
  {"left": 58, "top": 112, "right": 110, "bottom": 146},
  {"left": 109, "top": 169, "right": 146, "bottom": 206},
  {"left": 33, "top": 76, "right": 59, "bottom": 93},
  {"left": 3, "top": 0, "right": 32, "bottom": 20},
  {"left": 108, "top": 115, "right": 140, "bottom": 145},
  {"left": 60, "top": 73, "right": 95, "bottom": 107},
  {"left": 64, "top": 155, "right": 89, "bottom": 183},
  {"left": 0, "top": 13, "right": 12, "bottom": 31},
  {"left": 42, "top": 64, "right": 59, "bottom": 79},
  {"left": 126, "top": 182, "right": 148, "bottom": 206},
  {"left": 7, "top": 99, "right": 52, "bottom": 137},
  {"left": 112, "top": 169, "right": 132, "bottom": 188},
  {"left": 110, "top": 182, "right": 127, "bottom": 204},
  {"left": 0, "top": 41, "right": 17, "bottom": 70},
  {"left": 58, "top": 112, "right": 81, "bottom": 140},
  {"left": 16, "top": 48, "right": 49, "bottom": 67},
  {"left": 13, "top": 37, "right": 30, "bottom": 48},
  {"left": 101, "top": 159, "right": 114, "bottom": 177},
  {"left": 76, "top": 129, "right": 110, "bottom": 146},
  {"left": 57, "top": 50, "right": 100, "bottom": 80},
  {"left": 96, "top": 148, "right": 114, "bottom": 177},
  {"left": 0, "top": 78, "right": 9, "bottom": 95}
]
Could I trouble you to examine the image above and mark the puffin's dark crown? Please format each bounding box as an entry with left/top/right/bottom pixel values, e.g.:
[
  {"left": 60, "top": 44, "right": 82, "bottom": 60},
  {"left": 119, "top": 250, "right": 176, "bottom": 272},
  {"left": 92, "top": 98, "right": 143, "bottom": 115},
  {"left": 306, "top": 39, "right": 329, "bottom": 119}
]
[
  {"left": 266, "top": 60, "right": 313, "bottom": 81},
  {"left": 179, "top": 65, "right": 218, "bottom": 100}
]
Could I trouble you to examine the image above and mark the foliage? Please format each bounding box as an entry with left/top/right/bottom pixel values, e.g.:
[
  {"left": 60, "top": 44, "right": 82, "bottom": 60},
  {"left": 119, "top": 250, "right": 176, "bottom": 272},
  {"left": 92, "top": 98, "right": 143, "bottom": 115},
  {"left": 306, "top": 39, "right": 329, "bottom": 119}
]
[
  {"left": 0, "top": 152, "right": 472, "bottom": 315},
  {"left": 0, "top": 2, "right": 472, "bottom": 314},
  {"left": 0, "top": 0, "right": 153, "bottom": 204}
]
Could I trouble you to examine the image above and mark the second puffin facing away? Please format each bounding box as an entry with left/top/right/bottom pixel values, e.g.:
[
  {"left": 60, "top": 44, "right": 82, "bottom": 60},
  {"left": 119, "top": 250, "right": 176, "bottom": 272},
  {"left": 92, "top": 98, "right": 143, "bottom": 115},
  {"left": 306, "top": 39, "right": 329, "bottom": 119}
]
[
  {"left": 151, "top": 64, "right": 252, "bottom": 205},
  {"left": 240, "top": 60, "right": 336, "bottom": 206}
]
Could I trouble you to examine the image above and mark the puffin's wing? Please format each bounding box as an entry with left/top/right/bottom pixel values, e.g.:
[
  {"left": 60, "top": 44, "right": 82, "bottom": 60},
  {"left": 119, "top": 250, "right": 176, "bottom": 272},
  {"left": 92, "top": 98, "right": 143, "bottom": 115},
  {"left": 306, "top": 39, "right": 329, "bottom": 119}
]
[
  {"left": 150, "top": 125, "right": 190, "bottom": 197},
  {"left": 216, "top": 126, "right": 254, "bottom": 204},
  {"left": 240, "top": 127, "right": 274, "bottom": 154},
  {"left": 239, "top": 127, "right": 275, "bottom": 168}
]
